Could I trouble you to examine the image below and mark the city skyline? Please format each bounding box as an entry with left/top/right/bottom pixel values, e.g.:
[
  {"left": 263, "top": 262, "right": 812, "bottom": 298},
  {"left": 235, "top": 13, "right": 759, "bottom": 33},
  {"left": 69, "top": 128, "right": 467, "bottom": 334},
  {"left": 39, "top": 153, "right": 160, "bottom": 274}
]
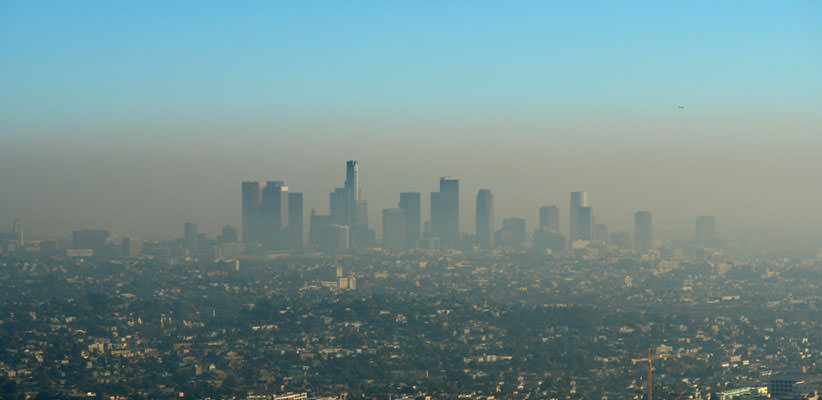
[
  {"left": 0, "top": 159, "right": 735, "bottom": 258},
  {"left": 2, "top": 157, "right": 819, "bottom": 247},
  {"left": 3, "top": 155, "right": 822, "bottom": 254},
  {"left": 2, "top": 3, "right": 822, "bottom": 398}
]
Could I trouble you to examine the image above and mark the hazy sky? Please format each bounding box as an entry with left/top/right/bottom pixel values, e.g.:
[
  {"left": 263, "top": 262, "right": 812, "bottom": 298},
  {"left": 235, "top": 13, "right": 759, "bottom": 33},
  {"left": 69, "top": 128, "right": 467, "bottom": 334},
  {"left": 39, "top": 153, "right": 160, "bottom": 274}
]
[{"left": 1, "top": 1, "right": 820, "bottom": 241}]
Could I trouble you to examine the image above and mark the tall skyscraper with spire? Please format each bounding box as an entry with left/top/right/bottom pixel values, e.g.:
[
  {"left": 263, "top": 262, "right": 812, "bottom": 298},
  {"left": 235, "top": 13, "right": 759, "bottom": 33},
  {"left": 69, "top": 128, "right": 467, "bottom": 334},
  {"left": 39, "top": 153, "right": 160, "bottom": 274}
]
[
  {"left": 476, "top": 189, "right": 494, "bottom": 249},
  {"left": 345, "top": 160, "right": 360, "bottom": 226},
  {"left": 329, "top": 160, "right": 373, "bottom": 248}
]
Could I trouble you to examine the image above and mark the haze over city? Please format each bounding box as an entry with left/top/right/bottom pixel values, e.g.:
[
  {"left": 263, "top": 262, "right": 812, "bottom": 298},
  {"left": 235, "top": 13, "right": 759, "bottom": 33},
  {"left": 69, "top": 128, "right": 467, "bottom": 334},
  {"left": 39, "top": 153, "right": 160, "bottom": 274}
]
[
  {"left": 5, "top": 2, "right": 822, "bottom": 400},
  {"left": 2, "top": 2, "right": 821, "bottom": 243}
]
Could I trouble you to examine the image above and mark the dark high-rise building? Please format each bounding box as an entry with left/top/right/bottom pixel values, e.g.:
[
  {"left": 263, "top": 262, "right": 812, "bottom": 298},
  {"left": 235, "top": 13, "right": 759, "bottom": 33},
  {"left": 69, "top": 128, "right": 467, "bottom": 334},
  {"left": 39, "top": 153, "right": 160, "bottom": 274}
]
[
  {"left": 475, "top": 189, "right": 494, "bottom": 249},
  {"left": 242, "top": 181, "right": 265, "bottom": 245},
  {"left": 635, "top": 211, "right": 653, "bottom": 252},
  {"left": 570, "top": 191, "right": 588, "bottom": 242},
  {"left": 261, "top": 181, "right": 289, "bottom": 250},
  {"left": 382, "top": 208, "right": 406, "bottom": 250},
  {"left": 288, "top": 193, "right": 304, "bottom": 250},
  {"left": 398, "top": 192, "right": 421, "bottom": 249},
  {"left": 539, "top": 205, "right": 559, "bottom": 232},
  {"left": 184, "top": 222, "right": 198, "bottom": 255},
  {"left": 575, "top": 206, "right": 593, "bottom": 241},
  {"left": 695, "top": 216, "right": 716, "bottom": 246},
  {"left": 432, "top": 177, "right": 459, "bottom": 249}
]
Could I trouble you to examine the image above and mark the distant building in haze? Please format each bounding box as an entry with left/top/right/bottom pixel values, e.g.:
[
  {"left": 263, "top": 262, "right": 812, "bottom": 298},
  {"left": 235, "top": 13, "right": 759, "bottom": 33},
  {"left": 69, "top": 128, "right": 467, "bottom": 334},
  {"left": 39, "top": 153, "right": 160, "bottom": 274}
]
[
  {"left": 695, "top": 216, "right": 716, "bottom": 247},
  {"left": 634, "top": 211, "right": 653, "bottom": 252},
  {"left": 611, "top": 231, "right": 632, "bottom": 249},
  {"left": 218, "top": 225, "right": 239, "bottom": 243},
  {"left": 594, "top": 223, "right": 609, "bottom": 244},
  {"left": 476, "top": 189, "right": 494, "bottom": 249},
  {"left": 539, "top": 205, "right": 559, "bottom": 232},
  {"left": 242, "top": 181, "right": 265, "bottom": 246},
  {"left": 309, "top": 210, "right": 334, "bottom": 248},
  {"left": 398, "top": 192, "right": 421, "bottom": 249},
  {"left": 329, "top": 160, "right": 374, "bottom": 249},
  {"left": 261, "top": 181, "right": 289, "bottom": 250},
  {"left": 575, "top": 206, "right": 593, "bottom": 242},
  {"left": 326, "top": 225, "right": 350, "bottom": 251},
  {"left": 12, "top": 218, "right": 23, "bottom": 246},
  {"left": 345, "top": 160, "right": 360, "bottom": 225},
  {"left": 288, "top": 193, "right": 304, "bottom": 250},
  {"left": 330, "top": 187, "right": 349, "bottom": 226},
  {"left": 382, "top": 208, "right": 406, "bottom": 250},
  {"left": 184, "top": 222, "right": 198, "bottom": 255},
  {"left": 570, "top": 192, "right": 588, "bottom": 243},
  {"left": 496, "top": 218, "right": 526, "bottom": 247},
  {"left": 430, "top": 191, "right": 441, "bottom": 239},
  {"left": 72, "top": 229, "right": 110, "bottom": 256},
  {"left": 121, "top": 237, "right": 142, "bottom": 258},
  {"left": 432, "top": 178, "right": 459, "bottom": 249},
  {"left": 533, "top": 231, "right": 565, "bottom": 253}
]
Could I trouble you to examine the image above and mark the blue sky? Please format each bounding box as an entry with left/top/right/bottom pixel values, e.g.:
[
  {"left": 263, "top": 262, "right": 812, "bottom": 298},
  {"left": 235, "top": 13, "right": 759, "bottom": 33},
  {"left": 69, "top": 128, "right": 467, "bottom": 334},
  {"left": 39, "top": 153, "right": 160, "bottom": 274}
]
[
  {"left": 1, "top": 1, "right": 821, "bottom": 239},
  {"left": 2, "top": 1, "right": 820, "bottom": 127}
]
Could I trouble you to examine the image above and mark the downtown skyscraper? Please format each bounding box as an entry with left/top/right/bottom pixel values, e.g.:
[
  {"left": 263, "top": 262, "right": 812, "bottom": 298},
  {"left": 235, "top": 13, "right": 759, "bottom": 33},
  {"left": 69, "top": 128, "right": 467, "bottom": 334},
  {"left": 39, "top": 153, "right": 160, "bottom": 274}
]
[
  {"left": 431, "top": 177, "right": 459, "bottom": 249},
  {"left": 242, "top": 181, "right": 265, "bottom": 246},
  {"left": 695, "top": 216, "right": 716, "bottom": 247},
  {"left": 635, "top": 211, "right": 653, "bottom": 252},
  {"left": 539, "top": 205, "right": 559, "bottom": 232},
  {"left": 261, "top": 181, "right": 289, "bottom": 250},
  {"left": 382, "top": 208, "right": 406, "bottom": 250},
  {"left": 475, "top": 189, "right": 494, "bottom": 249},
  {"left": 398, "top": 192, "right": 421, "bottom": 249},
  {"left": 328, "top": 160, "right": 373, "bottom": 248},
  {"left": 288, "top": 192, "right": 304, "bottom": 250},
  {"left": 570, "top": 191, "right": 591, "bottom": 243},
  {"left": 242, "top": 180, "right": 302, "bottom": 252}
]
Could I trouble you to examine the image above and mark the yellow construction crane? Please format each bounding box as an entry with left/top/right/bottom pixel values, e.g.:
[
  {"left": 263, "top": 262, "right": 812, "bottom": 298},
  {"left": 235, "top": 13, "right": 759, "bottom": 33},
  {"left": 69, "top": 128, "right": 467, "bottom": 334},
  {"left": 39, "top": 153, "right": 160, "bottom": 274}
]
[{"left": 631, "top": 348, "right": 688, "bottom": 400}]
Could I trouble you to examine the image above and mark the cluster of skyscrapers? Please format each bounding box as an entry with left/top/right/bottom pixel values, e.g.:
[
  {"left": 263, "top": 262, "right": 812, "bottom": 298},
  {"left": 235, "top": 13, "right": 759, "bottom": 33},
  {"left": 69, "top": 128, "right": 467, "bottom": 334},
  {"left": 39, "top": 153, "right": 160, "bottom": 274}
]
[
  {"left": 241, "top": 180, "right": 304, "bottom": 253},
  {"left": 239, "top": 161, "right": 719, "bottom": 254}
]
